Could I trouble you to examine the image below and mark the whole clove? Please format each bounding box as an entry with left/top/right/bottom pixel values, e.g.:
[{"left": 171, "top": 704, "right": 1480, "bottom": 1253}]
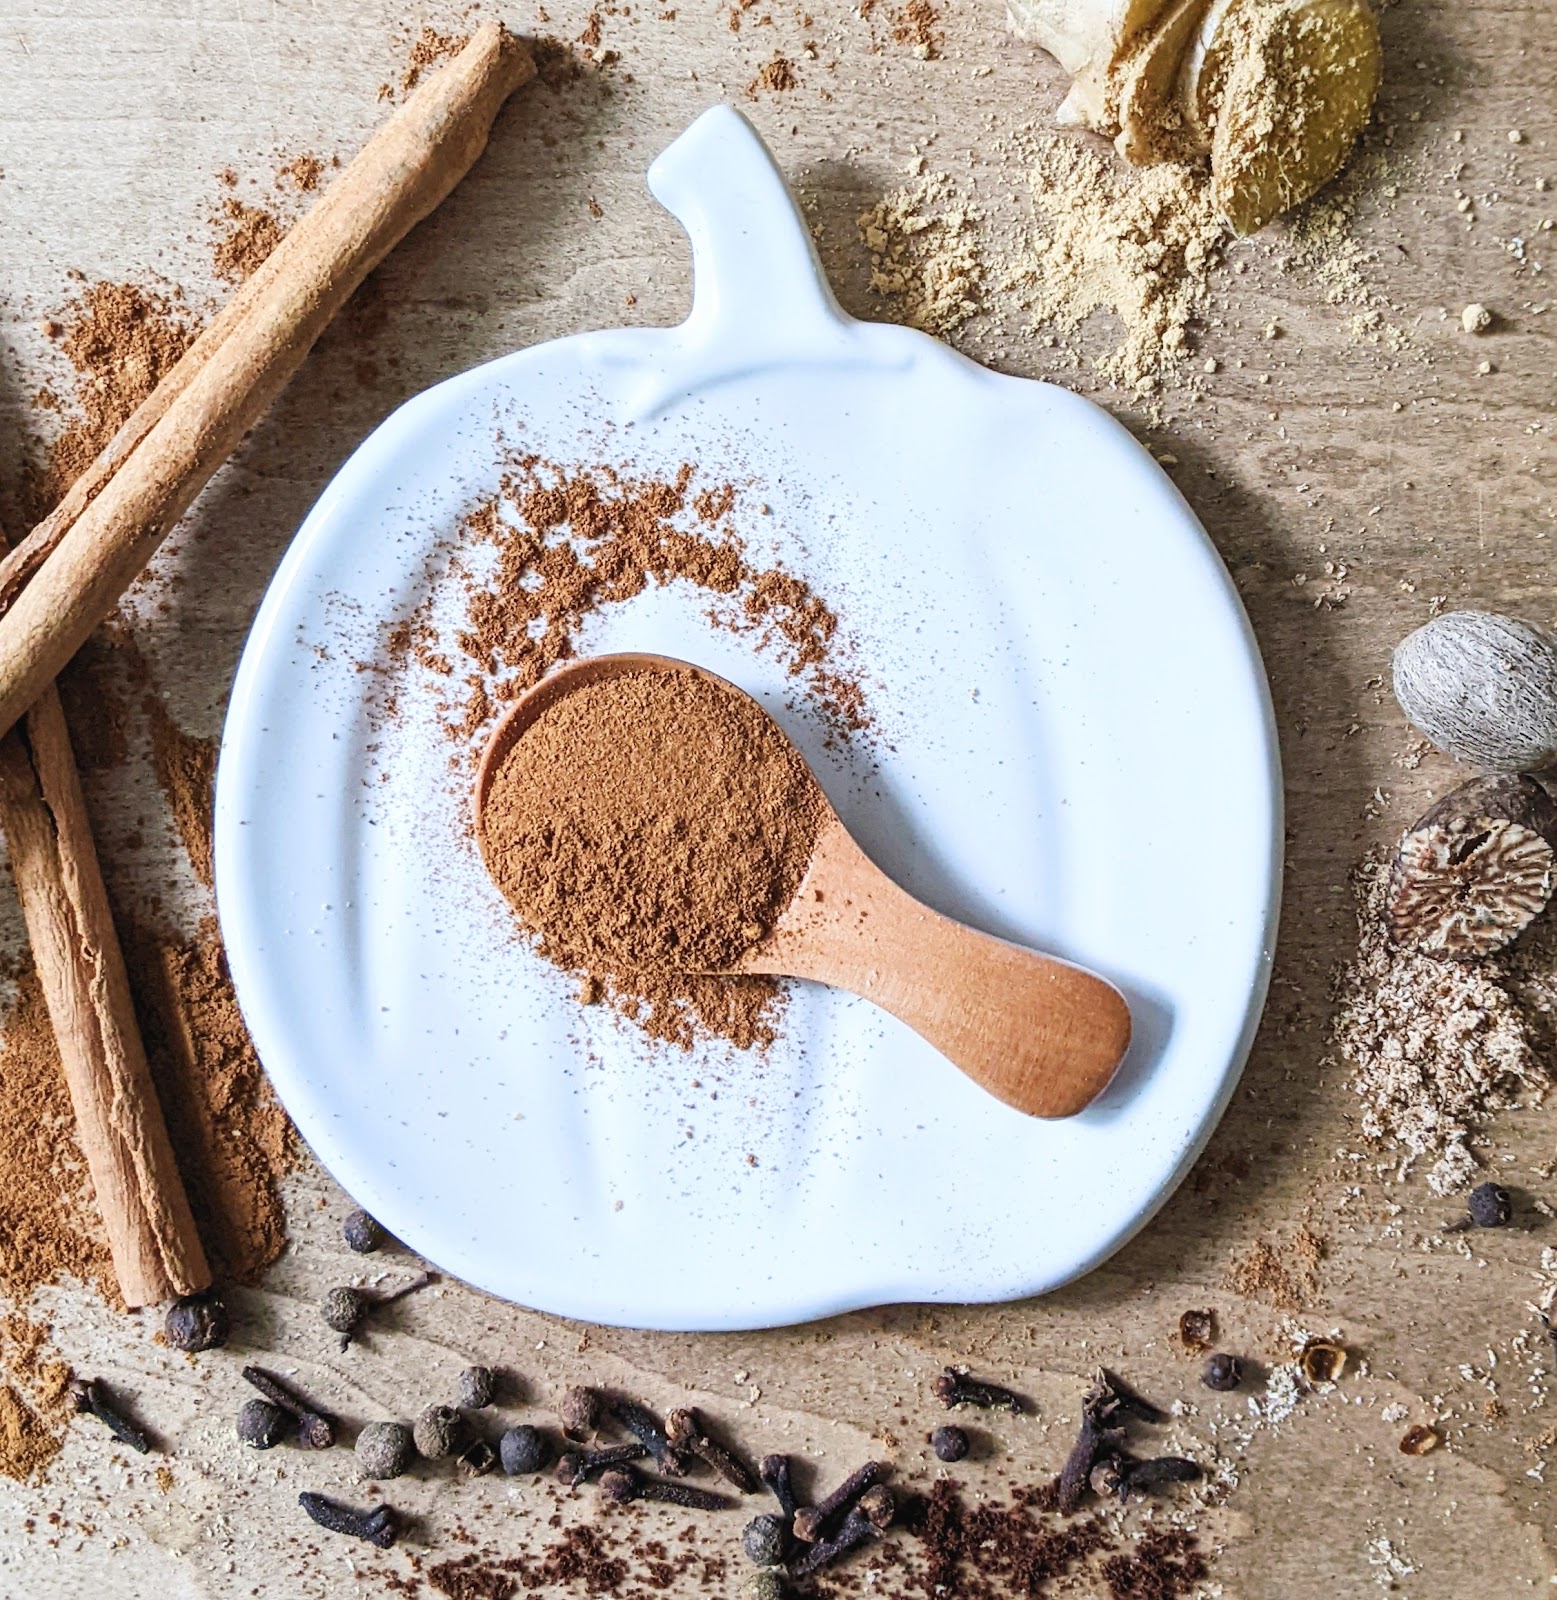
[
  {"left": 608, "top": 1395, "right": 689, "bottom": 1476},
  {"left": 298, "top": 1490, "right": 399, "bottom": 1548},
  {"left": 71, "top": 1378, "right": 151, "bottom": 1454},
  {"left": 242, "top": 1365, "right": 336, "bottom": 1450},
  {"left": 666, "top": 1406, "right": 758, "bottom": 1492},
  {"left": 931, "top": 1367, "right": 1023, "bottom": 1414},
  {"left": 1089, "top": 1455, "right": 1126, "bottom": 1498},
  {"left": 556, "top": 1442, "right": 649, "bottom": 1487},
  {"left": 1056, "top": 1370, "right": 1172, "bottom": 1514},
  {"left": 500, "top": 1424, "right": 551, "bottom": 1476},
  {"left": 320, "top": 1270, "right": 434, "bottom": 1347},
  {"left": 788, "top": 1488, "right": 893, "bottom": 1580},
  {"left": 1120, "top": 1456, "right": 1202, "bottom": 1495},
  {"left": 597, "top": 1464, "right": 733, "bottom": 1510},
  {"left": 760, "top": 1453, "right": 798, "bottom": 1519},
  {"left": 237, "top": 1398, "right": 289, "bottom": 1450},
  {"left": 792, "top": 1460, "right": 890, "bottom": 1543},
  {"left": 165, "top": 1292, "right": 229, "bottom": 1352}
]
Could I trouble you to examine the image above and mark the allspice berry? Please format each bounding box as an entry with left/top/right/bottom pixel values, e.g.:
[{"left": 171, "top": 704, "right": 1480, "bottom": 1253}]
[
  {"left": 742, "top": 1513, "right": 788, "bottom": 1566},
  {"left": 357, "top": 1420, "right": 415, "bottom": 1479},
  {"left": 746, "top": 1572, "right": 787, "bottom": 1600},
  {"left": 458, "top": 1365, "right": 497, "bottom": 1409},
  {"left": 414, "top": 1403, "right": 465, "bottom": 1460},
  {"left": 165, "top": 1292, "right": 229, "bottom": 1353},
  {"left": 343, "top": 1209, "right": 387, "bottom": 1254},
  {"left": 322, "top": 1286, "right": 369, "bottom": 1337},
  {"left": 499, "top": 1423, "right": 550, "bottom": 1476},
  {"left": 930, "top": 1425, "right": 969, "bottom": 1462},
  {"left": 1201, "top": 1353, "right": 1243, "bottom": 1392},
  {"left": 237, "top": 1398, "right": 288, "bottom": 1449},
  {"left": 559, "top": 1384, "right": 600, "bottom": 1439},
  {"left": 1466, "top": 1180, "right": 1513, "bottom": 1228}
]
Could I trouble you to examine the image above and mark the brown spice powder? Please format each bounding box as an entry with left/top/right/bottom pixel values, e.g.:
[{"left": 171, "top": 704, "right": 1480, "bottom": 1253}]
[
  {"left": 211, "top": 195, "right": 285, "bottom": 285},
  {"left": 479, "top": 664, "right": 823, "bottom": 1041},
  {"left": 750, "top": 55, "right": 798, "bottom": 94},
  {"left": 426, "top": 462, "right": 868, "bottom": 749},
  {"left": 131, "top": 919, "right": 295, "bottom": 1285},
  {"left": 278, "top": 152, "right": 324, "bottom": 192},
  {"left": 32, "top": 281, "right": 196, "bottom": 516},
  {"left": 402, "top": 26, "right": 471, "bottom": 93},
  {"left": 144, "top": 691, "right": 218, "bottom": 890}
]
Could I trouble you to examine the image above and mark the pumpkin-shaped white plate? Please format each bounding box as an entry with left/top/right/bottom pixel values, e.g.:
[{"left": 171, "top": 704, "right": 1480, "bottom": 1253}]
[{"left": 216, "top": 106, "right": 1281, "bottom": 1331}]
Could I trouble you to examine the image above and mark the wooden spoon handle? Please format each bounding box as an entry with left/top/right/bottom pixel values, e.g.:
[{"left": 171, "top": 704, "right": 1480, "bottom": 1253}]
[{"left": 746, "top": 818, "right": 1132, "bottom": 1118}]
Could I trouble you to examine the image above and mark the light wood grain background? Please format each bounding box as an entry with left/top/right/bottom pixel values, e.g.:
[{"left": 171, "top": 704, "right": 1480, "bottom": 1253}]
[{"left": 0, "top": 1, "right": 1554, "bottom": 1595}]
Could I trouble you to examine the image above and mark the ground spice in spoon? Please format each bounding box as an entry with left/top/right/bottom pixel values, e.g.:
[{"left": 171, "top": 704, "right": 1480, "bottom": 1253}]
[{"left": 478, "top": 663, "right": 823, "bottom": 1040}]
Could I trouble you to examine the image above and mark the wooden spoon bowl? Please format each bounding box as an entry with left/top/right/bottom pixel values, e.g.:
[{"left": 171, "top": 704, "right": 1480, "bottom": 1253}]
[{"left": 476, "top": 654, "right": 1132, "bottom": 1118}]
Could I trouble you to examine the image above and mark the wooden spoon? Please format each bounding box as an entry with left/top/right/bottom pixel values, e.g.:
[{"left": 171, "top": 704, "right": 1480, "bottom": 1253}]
[{"left": 475, "top": 654, "right": 1132, "bottom": 1118}]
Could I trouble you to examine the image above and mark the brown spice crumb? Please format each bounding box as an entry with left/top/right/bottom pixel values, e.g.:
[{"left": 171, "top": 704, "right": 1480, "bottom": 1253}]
[
  {"left": 211, "top": 196, "right": 285, "bottom": 284},
  {"left": 750, "top": 54, "right": 797, "bottom": 93},
  {"left": 279, "top": 152, "right": 324, "bottom": 192},
  {"left": 143, "top": 694, "right": 217, "bottom": 890},
  {"left": 890, "top": 0, "right": 941, "bottom": 57},
  {"left": 1225, "top": 1235, "right": 1318, "bottom": 1310},
  {"left": 402, "top": 25, "right": 470, "bottom": 93}
]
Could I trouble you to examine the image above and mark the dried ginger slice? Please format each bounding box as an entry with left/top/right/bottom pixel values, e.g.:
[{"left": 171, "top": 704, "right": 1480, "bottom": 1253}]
[
  {"left": 1008, "top": 0, "right": 1180, "bottom": 129},
  {"left": 1206, "top": 0, "right": 1382, "bottom": 233}
]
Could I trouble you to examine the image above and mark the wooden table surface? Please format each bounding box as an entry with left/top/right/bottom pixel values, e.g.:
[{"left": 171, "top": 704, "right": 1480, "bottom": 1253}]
[{"left": 0, "top": 2, "right": 1554, "bottom": 1595}]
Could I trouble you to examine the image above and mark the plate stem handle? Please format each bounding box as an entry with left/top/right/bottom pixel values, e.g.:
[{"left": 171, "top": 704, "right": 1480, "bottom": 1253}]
[{"left": 647, "top": 106, "right": 849, "bottom": 351}]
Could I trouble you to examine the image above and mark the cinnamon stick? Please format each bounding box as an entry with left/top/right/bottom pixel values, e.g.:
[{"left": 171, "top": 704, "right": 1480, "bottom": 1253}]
[
  {"left": 0, "top": 22, "right": 535, "bottom": 744},
  {"left": 0, "top": 561, "right": 209, "bottom": 1306}
]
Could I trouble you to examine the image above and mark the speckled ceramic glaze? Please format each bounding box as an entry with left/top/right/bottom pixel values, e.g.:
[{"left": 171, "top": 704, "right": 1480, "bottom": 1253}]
[{"left": 215, "top": 105, "right": 1282, "bottom": 1330}]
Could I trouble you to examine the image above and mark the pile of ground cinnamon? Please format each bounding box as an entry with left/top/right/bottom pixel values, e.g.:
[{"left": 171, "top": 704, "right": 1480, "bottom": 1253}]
[
  {"left": 479, "top": 663, "right": 823, "bottom": 1047},
  {"left": 383, "top": 460, "right": 870, "bottom": 1048}
]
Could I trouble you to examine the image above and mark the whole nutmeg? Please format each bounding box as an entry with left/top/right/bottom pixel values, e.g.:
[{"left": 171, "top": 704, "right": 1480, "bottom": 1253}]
[
  {"left": 356, "top": 1420, "right": 415, "bottom": 1479},
  {"left": 165, "top": 1292, "right": 228, "bottom": 1353},
  {"left": 499, "top": 1423, "right": 550, "bottom": 1476},
  {"left": 458, "top": 1365, "right": 496, "bottom": 1409},
  {"left": 237, "top": 1397, "right": 288, "bottom": 1449},
  {"left": 1393, "top": 610, "right": 1557, "bottom": 773},
  {"left": 559, "top": 1384, "right": 600, "bottom": 1439},
  {"left": 342, "top": 1209, "right": 387, "bottom": 1254},
  {"left": 413, "top": 1403, "right": 465, "bottom": 1460},
  {"left": 742, "top": 1512, "right": 788, "bottom": 1566}
]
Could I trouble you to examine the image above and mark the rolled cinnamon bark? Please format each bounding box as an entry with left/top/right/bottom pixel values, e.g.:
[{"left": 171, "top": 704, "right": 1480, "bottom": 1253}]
[
  {"left": 0, "top": 21, "right": 536, "bottom": 744},
  {"left": 0, "top": 647, "right": 210, "bottom": 1306}
]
